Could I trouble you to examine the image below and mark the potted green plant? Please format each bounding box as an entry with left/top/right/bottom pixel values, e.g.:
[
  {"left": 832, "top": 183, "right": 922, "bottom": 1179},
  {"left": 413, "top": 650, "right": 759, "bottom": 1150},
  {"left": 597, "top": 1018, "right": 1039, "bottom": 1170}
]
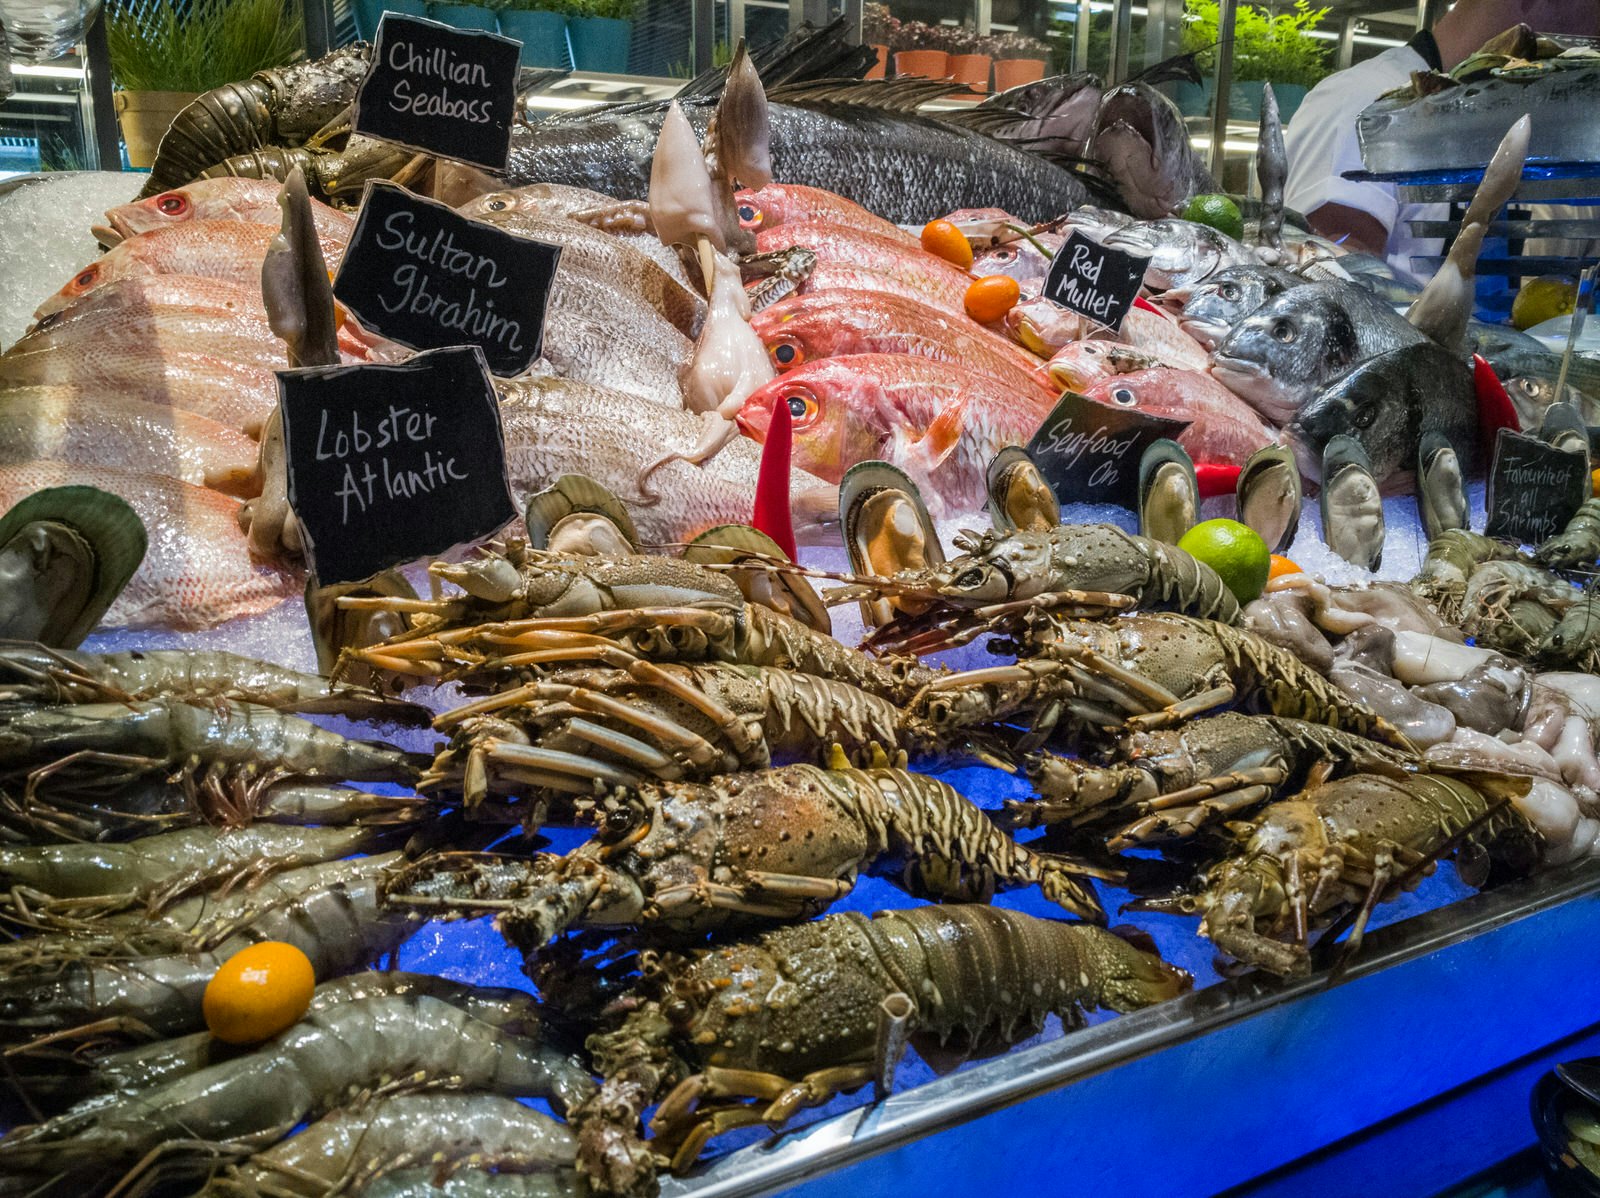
[
  {"left": 496, "top": 0, "right": 573, "bottom": 67},
  {"left": 106, "top": 0, "right": 302, "bottom": 169},
  {"left": 353, "top": 0, "right": 428, "bottom": 41},
  {"left": 1253, "top": 1, "right": 1330, "bottom": 121},
  {"left": 991, "top": 30, "right": 1049, "bottom": 91},
  {"left": 892, "top": 20, "right": 949, "bottom": 80},
  {"left": 862, "top": 2, "right": 897, "bottom": 79},
  {"left": 568, "top": 0, "right": 634, "bottom": 73},
  {"left": 431, "top": 0, "right": 499, "bottom": 33},
  {"left": 945, "top": 25, "right": 991, "bottom": 92},
  {"left": 1179, "top": 0, "right": 1329, "bottom": 119}
]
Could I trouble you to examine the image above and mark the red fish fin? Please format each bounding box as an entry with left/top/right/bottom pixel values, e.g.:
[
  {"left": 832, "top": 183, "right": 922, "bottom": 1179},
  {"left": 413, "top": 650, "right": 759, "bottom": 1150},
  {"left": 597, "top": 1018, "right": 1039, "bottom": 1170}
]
[
  {"left": 1134, "top": 295, "right": 1170, "bottom": 321},
  {"left": 1195, "top": 462, "right": 1241, "bottom": 498},
  {"left": 751, "top": 391, "right": 798, "bottom": 559},
  {"left": 918, "top": 398, "right": 968, "bottom": 468},
  {"left": 1472, "top": 354, "right": 1520, "bottom": 450}
]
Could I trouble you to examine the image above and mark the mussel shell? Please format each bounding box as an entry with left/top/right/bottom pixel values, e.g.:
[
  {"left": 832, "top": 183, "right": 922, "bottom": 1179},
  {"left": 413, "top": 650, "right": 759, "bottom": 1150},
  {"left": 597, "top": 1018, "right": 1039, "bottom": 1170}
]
[
  {"left": 839, "top": 461, "right": 943, "bottom": 627},
  {"left": 1320, "top": 435, "right": 1385, "bottom": 571},
  {"left": 0, "top": 486, "right": 146, "bottom": 648},
  {"left": 684, "top": 524, "right": 831, "bottom": 634},
  {"left": 305, "top": 568, "right": 419, "bottom": 684},
  {"left": 524, "top": 474, "right": 640, "bottom": 556},
  {"left": 1416, "top": 431, "right": 1468, "bottom": 544},
  {"left": 1138, "top": 439, "right": 1198, "bottom": 546},
  {"left": 1235, "top": 444, "right": 1301, "bottom": 554},
  {"left": 986, "top": 446, "right": 1060, "bottom": 534},
  {"left": 1540, "top": 401, "right": 1592, "bottom": 467}
]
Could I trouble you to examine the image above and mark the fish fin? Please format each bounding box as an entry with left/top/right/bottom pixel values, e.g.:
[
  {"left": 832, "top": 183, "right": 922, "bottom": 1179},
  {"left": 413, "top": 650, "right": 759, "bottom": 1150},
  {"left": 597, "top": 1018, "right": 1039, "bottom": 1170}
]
[
  {"left": 751, "top": 388, "right": 798, "bottom": 559},
  {"left": 1133, "top": 295, "right": 1170, "bottom": 320},
  {"left": 891, "top": 399, "right": 968, "bottom": 477},
  {"left": 767, "top": 76, "right": 977, "bottom": 112},
  {"left": 679, "top": 18, "right": 873, "bottom": 100},
  {"left": 1473, "top": 354, "right": 1522, "bottom": 449},
  {"left": 1406, "top": 221, "right": 1485, "bottom": 356}
]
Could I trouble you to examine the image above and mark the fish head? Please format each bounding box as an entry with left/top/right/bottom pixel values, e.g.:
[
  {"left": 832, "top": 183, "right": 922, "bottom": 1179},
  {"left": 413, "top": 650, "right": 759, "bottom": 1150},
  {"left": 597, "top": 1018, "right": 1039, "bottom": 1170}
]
[
  {"left": 734, "top": 187, "right": 774, "bottom": 234},
  {"left": 1091, "top": 84, "right": 1196, "bottom": 219},
  {"left": 974, "top": 237, "right": 1058, "bottom": 294},
  {"left": 1008, "top": 297, "right": 1087, "bottom": 356},
  {"left": 32, "top": 255, "right": 117, "bottom": 323},
  {"left": 1288, "top": 362, "right": 1406, "bottom": 485},
  {"left": 95, "top": 178, "right": 265, "bottom": 246},
  {"left": 1082, "top": 368, "right": 1173, "bottom": 416},
  {"left": 457, "top": 190, "right": 540, "bottom": 223},
  {"left": 1106, "top": 219, "right": 1227, "bottom": 291},
  {"left": 738, "top": 367, "right": 886, "bottom": 484},
  {"left": 1210, "top": 290, "right": 1360, "bottom": 426},
  {"left": 991, "top": 72, "right": 1103, "bottom": 159},
  {"left": 750, "top": 303, "right": 835, "bottom": 374},
  {"left": 1169, "top": 267, "right": 1287, "bottom": 351}
]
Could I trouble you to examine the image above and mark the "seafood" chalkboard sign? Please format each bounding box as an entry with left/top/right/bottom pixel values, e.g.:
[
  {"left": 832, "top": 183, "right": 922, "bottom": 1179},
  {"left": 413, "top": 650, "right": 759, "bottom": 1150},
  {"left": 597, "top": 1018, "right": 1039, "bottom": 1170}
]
[
  {"left": 354, "top": 11, "right": 520, "bottom": 170},
  {"left": 1042, "top": 231, "right": 1149, "bottom": 331},
  {"left": 278, "top": 346, "right": 517, "bottom": 585},
  {"left": 334, "top": 181, "right": 560, "bottom": 377},
  {"left": 1026, "top": 389, "right": 1190, "bottom": 509},
  {"left": 1484, "top": 427, "right": 1590, "bottom": 545}
]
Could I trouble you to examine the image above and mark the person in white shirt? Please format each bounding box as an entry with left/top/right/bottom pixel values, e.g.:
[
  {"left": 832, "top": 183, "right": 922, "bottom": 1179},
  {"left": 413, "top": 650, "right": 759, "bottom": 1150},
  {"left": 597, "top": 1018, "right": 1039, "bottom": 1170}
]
[{"left": 1284, "top": 0, "right": 1599, "bottom": 282}]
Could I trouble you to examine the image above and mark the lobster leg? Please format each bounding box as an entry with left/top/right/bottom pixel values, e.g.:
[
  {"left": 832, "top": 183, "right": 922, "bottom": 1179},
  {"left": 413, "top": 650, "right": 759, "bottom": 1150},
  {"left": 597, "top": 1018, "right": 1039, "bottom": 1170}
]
[
  {"left": 1123, "top": 684, "right": 1237, "bottom": 731},
  {"left": 1108, "top": 784, "right": 1276, "bottom": 850}
]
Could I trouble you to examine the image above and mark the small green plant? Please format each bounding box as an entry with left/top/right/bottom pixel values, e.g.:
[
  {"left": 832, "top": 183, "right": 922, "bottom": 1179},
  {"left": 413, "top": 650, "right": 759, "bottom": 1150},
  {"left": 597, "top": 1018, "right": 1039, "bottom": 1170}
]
[
  {"left": 1181, "top": 0, "right": 1330, "bottom": 87},
  {"left": 667, "top": 38, "right": 732, "bottom": 79},
  {"left": 578, "top": 0, "right": 637, "bottom": 19},
  {"left": 496, "top": 0, "right": 584, "bottom": 13},
  {"left": 106, "top": 0, "right": 303, "bottom": 93}
]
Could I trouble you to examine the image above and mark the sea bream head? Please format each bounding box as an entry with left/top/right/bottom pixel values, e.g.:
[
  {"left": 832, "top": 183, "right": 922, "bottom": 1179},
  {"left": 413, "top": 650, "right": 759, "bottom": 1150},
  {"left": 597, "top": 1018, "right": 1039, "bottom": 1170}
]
[
  {"left": 1103, "top": 218, "right": 1253, "bottom": 292},
  {"left": 1153, "top": 265, "right": 1303, "bottom": 350},
  {"left": 1089, "top": 84, "right": 1214, "bottom": 220},
  {"left": 737, "top": 359, "right": 900, "bottom": 484}
]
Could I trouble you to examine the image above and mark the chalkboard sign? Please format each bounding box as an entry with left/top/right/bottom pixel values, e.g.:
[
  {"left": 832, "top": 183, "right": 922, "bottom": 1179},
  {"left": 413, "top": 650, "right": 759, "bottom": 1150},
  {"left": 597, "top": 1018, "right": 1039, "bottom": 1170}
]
[
  {"left": 278, "top": 345, "right": 517, "bottom": 586},
  {"left": 1042, "top": 231, "right": 1149, "bottom": 331},
  {"left": 1026, "top": 389, "right": 1190, "bottom": 509},
  {"left": 1484, "top": 427, "right": 1590, "bottom": 545},
  {"left": 333, "top": 181, "right": 560, "bottom": 378},
  {"left": 354, "top": 12, "right": 520, "bottom": 171}
]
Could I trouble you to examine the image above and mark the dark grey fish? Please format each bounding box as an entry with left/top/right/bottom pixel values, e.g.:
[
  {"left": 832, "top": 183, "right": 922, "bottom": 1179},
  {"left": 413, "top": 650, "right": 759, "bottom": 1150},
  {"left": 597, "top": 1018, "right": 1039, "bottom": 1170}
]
[
  {"left": 1210, "top": 282, "right": 1428, "bottom": 425},
  {"left": 1154, "top": 264, "right": 1304, "bottom": 350},
  {"left": 979, "top": 71, "right": 1106, "bottom": 160},
  {"left": 1469, "top": 322, "right": 1600, "bottom": 420},
  {"left": 1288, "top": 341, "right": 1476, "bottom": 489},
  {"left": 505, "top": 92, "right": 1092, "bottom": 225},
  {"left": 1088, "top": 83, "right": 1216, "bottom": 220}
]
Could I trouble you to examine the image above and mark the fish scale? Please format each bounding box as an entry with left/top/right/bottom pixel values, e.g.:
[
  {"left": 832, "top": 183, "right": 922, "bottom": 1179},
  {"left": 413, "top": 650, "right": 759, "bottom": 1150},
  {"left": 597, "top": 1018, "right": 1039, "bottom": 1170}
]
[
  {"left": 0, "top": 359, "right": 280, "bottom": 435},
  {"left": 756, "top": 221, "right": 973, "bottom": 317}
]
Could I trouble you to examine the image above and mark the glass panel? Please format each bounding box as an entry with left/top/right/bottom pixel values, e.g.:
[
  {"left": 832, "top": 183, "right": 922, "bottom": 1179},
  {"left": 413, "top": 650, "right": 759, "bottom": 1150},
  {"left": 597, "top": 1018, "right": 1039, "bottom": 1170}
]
[{"left": 0, "top": 52, "right": 101, "bottom": 177}]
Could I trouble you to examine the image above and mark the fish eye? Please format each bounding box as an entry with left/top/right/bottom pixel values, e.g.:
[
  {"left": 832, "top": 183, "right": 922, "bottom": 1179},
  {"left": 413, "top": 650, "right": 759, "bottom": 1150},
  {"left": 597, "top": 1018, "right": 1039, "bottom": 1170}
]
[
  {"left": 1271, "top": 318, "right": 1296, "bottom": 343},
  {"left": 1356, "top": 406, "right": 1377, "bottom": 429},
  {"left": 782, "top": 390, "right": 819, "bottom": 425},
  {"left": 769, "top": 339, "right": 803, "bottom": 368},
  {"left": 71, "top": 265, "right": 98, "bottom": 290},
  {"left": 1220, "top": 282, "right": 1240, "bottom": 301},
  {"left": 738, "top": 203, "right": 762, "bottom": 229},
  {"left": 990, "top": 247, "right": 1017, "bottom": 263},
  {"left": 1112, "top": 386, "right": 1137, "bottom": 405},
  {"left": 156, "top": 193, "right": 188, "bottom": 215},
  {"left": 487, "top": 198, "right": 508, "bottom": 211}
]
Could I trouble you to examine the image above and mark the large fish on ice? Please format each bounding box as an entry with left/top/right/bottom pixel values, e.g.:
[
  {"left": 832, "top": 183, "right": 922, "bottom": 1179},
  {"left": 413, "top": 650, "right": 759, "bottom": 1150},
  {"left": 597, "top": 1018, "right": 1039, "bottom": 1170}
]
[
  {"left": 0, "top": 359, "right": 280, "bottom": 435},
  {"left": 96, "top": 177, "right": 355, "bottom": 246}
]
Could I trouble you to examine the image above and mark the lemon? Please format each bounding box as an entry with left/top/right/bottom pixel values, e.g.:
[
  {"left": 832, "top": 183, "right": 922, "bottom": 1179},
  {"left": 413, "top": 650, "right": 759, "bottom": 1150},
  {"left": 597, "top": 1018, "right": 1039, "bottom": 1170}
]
[
  {"left": 1181, "top": 193, "right": 1244, "bottom": 242},
  {"left": 1178, "top": 519, "right": 1271, "bottom": 604},
  {"left": 1512, "top": 275, "right": 1577, "bottom": 331}
]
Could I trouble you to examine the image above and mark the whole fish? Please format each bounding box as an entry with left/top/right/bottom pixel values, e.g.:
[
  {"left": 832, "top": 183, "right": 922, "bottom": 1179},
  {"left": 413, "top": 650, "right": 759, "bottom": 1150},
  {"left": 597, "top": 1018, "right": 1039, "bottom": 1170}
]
[
  {"left": 504, "top": 93, "right": 1091, "bottom": 224},
  {"left": 751, "top": 289, "right": 1054, "bottom": 399},
  {"left": 736, "top": 353, "right": 1055, "bottom": 517},
  {"left": 1007, "top": 298, "right": 1209, "bottom": 371},
  {"left": 0, "top": 356, "right": 279, "bottom": 435},
  {"left": 0, "top": 462, "right": 298, "bottom": 629},
  {"left": 461, "top": 208, "right": 705, "bottom": 337},
  {"left": 1151, "top": 264, "right": 1304, "bottom": 351},
  {"left": 1103, "top": 219, "right": 1255, "bottom": 291},
  {"left": 735, "top": 182, "right": 915, "bottom": 244},
  {"left": 1082, "top": 368, "right": 1278, "bottom": 466},
  {"left": 34, "top": 222, "right": 346, "bottom": 322},
  {"left": 0, "top": 392, "right": 259, "bottom": 495},
  {"left": 1089, "top": 84, "right": 1218, "bottom": 220},
  {"left": 1046, "top": 340, "right": 1163, "bottom": 390},
  {"left": 95, "top": 177, "right": 355, "bottom": 247},
  {"left": 756, "top": 222, "right": 973, "bottom": 317},
  {"left": 1286, "top": 342, "right": 1476, "bottom": 488},
  {"left": 9, "top": 306, "right": 298, "bottom": 375},
  {"left": 1210, "top": 282, "right": 1428, "bottom": 425},
  {"left": 495, "top": 376, "right": 838, "bottom": 546}
]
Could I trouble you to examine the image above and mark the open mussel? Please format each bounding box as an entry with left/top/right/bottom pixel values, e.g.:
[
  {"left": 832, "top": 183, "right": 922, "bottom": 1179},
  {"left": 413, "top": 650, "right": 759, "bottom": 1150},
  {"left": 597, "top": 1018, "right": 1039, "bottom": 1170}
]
[
  {"left": 1541, "top": 401, "right": 1592, "bottom": 473},
  {"left": 684, "top": 524, "right": 830, "bottom": 633},
  {"left": 840, "top": 461, "right": 943, "bottom": 627},
  {"left": 1320, "top": 436, "right": 1385, "bottom": 571},
  {"left": 524, "top": 474, "right": 640, "bottom": 556},
  {"left": 1417, "top": 431, "right": 1468, "bottom": 543},
  {"left": 0, "top": 486, "right": 146, "bottom": 648},
  {"left": 1235, "top": 445, "right": 1300, "bottom": 554},
  {"left": 1138, "top": 439, "right": 1198, "bottom": 546},
  {"left": 986, "top": 446, "right": 1060, "bottom": 534},
  {"left": 306, "top": 567, "right": 419, "bottom": 686}
]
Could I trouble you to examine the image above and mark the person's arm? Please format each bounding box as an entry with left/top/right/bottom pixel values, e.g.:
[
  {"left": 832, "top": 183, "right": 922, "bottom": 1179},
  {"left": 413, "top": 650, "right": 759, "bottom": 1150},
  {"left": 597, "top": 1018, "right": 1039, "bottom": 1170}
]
[{"left": 1304, "top": 202, "right": 1391, "bottom": 256}]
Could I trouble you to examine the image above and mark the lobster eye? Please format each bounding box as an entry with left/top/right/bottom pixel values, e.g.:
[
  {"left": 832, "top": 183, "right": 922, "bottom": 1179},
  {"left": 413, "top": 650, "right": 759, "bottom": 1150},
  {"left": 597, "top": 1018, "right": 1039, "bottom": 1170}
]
[
  {"left": 664, "top": 998, "right": 695, "bottom": 1027},
  {"left": 604, "top": 806, "right": 637, "bottom": 834},
  {"left": 156, "top": 193, "right": 188, "bottom": 216},
  {"left": 1220, "top": 282, "right": 1240, "bottom": 301},
  {"left": 954, "top": 568, "right": 985, "bottom": 589},
  {"left": 1271, "top": 318, "right": 1296, "bottom": 343},
  {"left": 737, "top": 202, "right": 762, "bottom": 229},
  {"left": 769, "top": 339, "right": 802, "bottom": 368}
]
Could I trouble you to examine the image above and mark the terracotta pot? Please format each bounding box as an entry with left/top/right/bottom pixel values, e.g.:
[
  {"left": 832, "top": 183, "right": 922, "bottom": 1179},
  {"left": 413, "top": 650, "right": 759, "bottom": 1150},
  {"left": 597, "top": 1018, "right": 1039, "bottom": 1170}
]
[
  {"left": 993, "top": 57, "right": 1046, "bottom": 90},
  {"left": 947, "top": 53, "right": 991, "bottom": 92},
  {"left": 114, "top": 90, "right": 198, "bottom": 170},
  {"left": 866, "top": 43, "right": 889, "bottom": 80},
  {"left": 894, "top": 49, "right": 950, "bottom": 80}
]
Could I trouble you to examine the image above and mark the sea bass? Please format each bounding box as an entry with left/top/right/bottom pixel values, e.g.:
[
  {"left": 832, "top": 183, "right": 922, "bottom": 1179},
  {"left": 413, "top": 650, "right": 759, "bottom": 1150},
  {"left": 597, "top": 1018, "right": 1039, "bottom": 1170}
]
[
  {"left": 503, "top": 94, "right": 1091, "bottom": 224},
  {"left": 1103, "top": 219, "right": 1256, "bottom": 291},
  {"left": 735, "top": 182, "right": 916, "bottom": 244},
  {"left": 1152, "top": 264, "right": 1304, "bottom": 350},
  {"left": 1210, "top": 282, "right": 1428, "bottom": 425},
  {"left": 495, "top": 376, "right": 838, "bottom": 546},
  {"left": 752, "top": 289, "right": 1055, "bottom": 399},
  {"left": 756, "top": 222, "right": 973, "bottom": 317},
  {"left": 737, "top": 353, "right": 1056, "bottom": 517},
  {"left": 0, "top": 356, "right": 279, "bottom": 435},
  {"left": 0, "top": 392, "right": 259, "bottom": 495},
  {"left": 1089, "top": 83, "right": 1218, "bottom": 220},
  {"left": 95, "top": 177, "right": 355, "bottom": 247},
  {"left": 1082, "top": 368, "right": 1278, "bottom": 466},
  {"left": 1287, "top": 341, "right": 1476, "bottom": 488},
  {"left": 0, "top": 462, "right": 298, "bottom": 629},
  {"left": 34, "top": 222, "right": 347, "bottom": 322}
]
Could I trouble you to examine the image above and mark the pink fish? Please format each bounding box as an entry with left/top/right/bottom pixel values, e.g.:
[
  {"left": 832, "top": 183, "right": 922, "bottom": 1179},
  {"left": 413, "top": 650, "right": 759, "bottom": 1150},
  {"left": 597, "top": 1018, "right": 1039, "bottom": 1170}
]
[
  {"left": 1006, "top": 297, "right": 1210, "bottom": 371},
  {"left": 0, "top": 355, "right": 279, "bottom": 436},
  {"left": 96, "top": 177, "right": 355, "bottom": 247},
  {"left": 755, "top": 222, "right": 973, "bottom": 318},
  {"left": 1046, "top": 340, "right": 1163, "bottom": 391},
  {"left": 736, "top": 183, "right": 916, "bottom": 244},
  {"left": 1081, "top": 367, "right": 1278, "bottom": 466}
]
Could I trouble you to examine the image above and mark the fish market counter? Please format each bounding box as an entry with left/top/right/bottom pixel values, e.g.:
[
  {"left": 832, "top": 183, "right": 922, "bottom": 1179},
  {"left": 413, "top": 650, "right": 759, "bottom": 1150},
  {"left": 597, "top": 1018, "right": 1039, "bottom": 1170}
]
[{"left": 663, "top": 859, "right": 1600, "bottom": 1198}]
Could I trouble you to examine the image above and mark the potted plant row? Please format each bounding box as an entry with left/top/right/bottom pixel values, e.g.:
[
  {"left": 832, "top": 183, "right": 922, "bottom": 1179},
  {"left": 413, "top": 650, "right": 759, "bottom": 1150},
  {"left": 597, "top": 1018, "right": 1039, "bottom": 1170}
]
[
  {"left": 865, "top": 11, "right": 1050, "bottom": 94},
  {"left": 1177, "top": 0, "right": 1330, "bottom": 122},
  {"left": 355, "top": 0, "right": 635, "bottom": 72}
]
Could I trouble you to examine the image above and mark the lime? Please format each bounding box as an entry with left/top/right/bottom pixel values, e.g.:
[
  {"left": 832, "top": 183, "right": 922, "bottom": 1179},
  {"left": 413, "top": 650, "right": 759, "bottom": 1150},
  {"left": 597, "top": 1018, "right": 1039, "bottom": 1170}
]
[
  {"left": 1512, "top": 275, "right": 1577, "bottom": 331},
  {"left": 1182, "top": 193, "right": 1244, "bottom": 242},
  {"left": 1178, "top": 518, "right": 1271, "bottom": 604}
]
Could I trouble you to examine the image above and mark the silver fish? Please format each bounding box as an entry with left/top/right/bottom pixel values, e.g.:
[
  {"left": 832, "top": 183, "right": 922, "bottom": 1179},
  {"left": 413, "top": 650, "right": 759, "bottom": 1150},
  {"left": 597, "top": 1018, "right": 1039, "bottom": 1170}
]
[
  {"left": 1153, "top": 264, "right": 1303, "bottom": 350},
  {"left": 1103, "top": 218, "right": 1255, "bottom": 291}
]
